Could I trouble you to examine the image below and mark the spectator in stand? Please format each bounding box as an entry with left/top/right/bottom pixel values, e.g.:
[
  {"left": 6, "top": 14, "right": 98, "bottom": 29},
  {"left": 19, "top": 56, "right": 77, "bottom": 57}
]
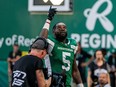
[{"left": 96, "top": 72, "right": 111, "bottom": 87}]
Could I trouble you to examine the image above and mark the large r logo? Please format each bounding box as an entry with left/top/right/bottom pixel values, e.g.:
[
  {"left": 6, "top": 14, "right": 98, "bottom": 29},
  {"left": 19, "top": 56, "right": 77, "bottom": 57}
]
[{"left": 84, "top": 0, "right": 114, "bottom": 32}]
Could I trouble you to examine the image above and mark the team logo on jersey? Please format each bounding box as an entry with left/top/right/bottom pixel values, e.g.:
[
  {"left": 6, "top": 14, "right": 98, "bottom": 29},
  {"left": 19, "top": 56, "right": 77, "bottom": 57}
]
[{"left": 58, "top": 47, "right": 73, "bottom": 52}]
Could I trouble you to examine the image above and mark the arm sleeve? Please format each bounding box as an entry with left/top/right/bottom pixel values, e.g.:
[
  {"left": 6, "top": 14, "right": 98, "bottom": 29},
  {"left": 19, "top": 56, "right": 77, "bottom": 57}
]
[
  {"left": 35, "top": 59, "right": 43, "bottom": 70},
  {"left": 47, "top": 37, "right": 55, "bottom": 56},
  {"left": 44, "top": 55, "right": 52, "bottom": 76}
]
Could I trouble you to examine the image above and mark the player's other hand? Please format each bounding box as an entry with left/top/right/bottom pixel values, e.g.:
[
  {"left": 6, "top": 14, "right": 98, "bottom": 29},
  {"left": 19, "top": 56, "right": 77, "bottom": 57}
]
[
  {"left": 46, "top": 77, "right": 51, "bottom": 87},
  {"left": 47, "top": 6, "right": 57, "bottom": 21}
]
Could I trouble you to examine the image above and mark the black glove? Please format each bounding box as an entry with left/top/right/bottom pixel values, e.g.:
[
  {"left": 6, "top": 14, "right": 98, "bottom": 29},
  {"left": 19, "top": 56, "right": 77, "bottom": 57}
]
[{"left": 47, "top": 6, "right": 57, "bottom": 21}]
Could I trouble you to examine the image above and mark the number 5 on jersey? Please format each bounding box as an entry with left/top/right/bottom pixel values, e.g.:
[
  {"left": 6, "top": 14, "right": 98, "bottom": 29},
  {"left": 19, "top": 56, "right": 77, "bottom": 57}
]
[{"left": 62, "top": 52, "right": 71, "bottom": 71}]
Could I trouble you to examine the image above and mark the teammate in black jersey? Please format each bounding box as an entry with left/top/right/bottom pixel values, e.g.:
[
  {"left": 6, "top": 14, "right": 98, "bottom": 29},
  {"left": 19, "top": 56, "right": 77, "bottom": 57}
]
[{"left": 11, "top": 37, "right": 51, "bottom": 87}]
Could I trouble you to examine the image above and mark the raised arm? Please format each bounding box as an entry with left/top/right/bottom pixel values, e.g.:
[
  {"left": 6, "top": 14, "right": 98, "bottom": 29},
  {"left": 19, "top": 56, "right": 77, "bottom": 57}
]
[{"left": 39, "top": 6, "right": 57, "bottom": 38}]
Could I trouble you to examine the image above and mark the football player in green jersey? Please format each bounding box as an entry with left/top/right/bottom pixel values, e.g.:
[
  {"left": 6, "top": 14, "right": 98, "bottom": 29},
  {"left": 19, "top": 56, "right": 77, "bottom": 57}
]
[{"left": 39, "top": 6, "right": 84, "bottom": 87}]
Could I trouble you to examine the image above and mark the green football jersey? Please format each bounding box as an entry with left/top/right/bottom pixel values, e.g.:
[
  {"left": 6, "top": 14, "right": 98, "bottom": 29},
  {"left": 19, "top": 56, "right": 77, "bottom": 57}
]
[{"left": 47, "top": 36, "right": 78, "bottom": 87}]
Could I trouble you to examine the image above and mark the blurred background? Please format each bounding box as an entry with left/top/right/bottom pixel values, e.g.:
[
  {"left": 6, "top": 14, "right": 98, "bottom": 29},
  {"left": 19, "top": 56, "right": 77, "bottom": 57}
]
[{"left": 0, "top": 0, "right": 116, "bottom": 87}]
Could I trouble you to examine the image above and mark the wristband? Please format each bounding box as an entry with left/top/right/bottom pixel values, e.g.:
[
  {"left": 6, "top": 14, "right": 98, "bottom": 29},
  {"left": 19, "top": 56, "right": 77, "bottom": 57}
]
[
  {"left": 77, "top": 83, "right": 84, "bottom": 87},
  {"left": 43, "top": 19, "right": 51, "bottom": 30}
]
